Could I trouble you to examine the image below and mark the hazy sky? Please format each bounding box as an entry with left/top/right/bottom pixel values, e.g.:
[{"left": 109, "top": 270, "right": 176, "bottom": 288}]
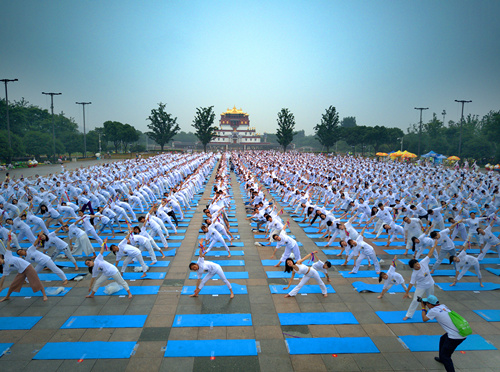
[{"left": 2, "top": 1, "right": 499, "bottom": 135}]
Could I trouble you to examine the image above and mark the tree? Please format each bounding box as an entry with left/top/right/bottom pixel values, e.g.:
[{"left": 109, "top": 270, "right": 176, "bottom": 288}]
[
  {"left": 341, "top": 116, "right": 357, "bottom": 128},
  {"left": 103, "top": 121, "right": 123, "bottom": 153},
  {"left": 119, "top": 124, "right": 140, "bottom": 152},
  {"left": 192, "top": 106, "right": 217, "bottom": 152},
  {"left": 314, "top": 106, "right": 340, "bottom": 152},
  {"left": 276, "top": 108, "right": 296, "bottom": 152},
  {"left": 146, "top": 102, "right": 180, "bottom": 151},
  {"left": 24, "top": 131, "right": 53, "bottom": 160}
]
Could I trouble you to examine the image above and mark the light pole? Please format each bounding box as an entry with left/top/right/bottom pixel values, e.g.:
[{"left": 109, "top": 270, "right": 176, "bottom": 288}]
[
  {"left": 42, "top": 92, "right": 62, "bottom": 163},
  {"left": 76, "top": 101, "right": 91, "bottom": 158},
  {"left": 414, "top": 107, "right": 429, "bottom": 157},
  {"left": 454, "top": 100, "right": 472, "bottom": 157},
  {"left": 397, "top": 137, "right": 404, "bottom": 151},
  {"left": 441, "top": 109, "right": 446, "bottom": 125},
  {"left": 98, "top": 132, "right": 102, "bottom": 153},
  {"left": 1, "top": 78, "right": 18, "bottom": 163}
]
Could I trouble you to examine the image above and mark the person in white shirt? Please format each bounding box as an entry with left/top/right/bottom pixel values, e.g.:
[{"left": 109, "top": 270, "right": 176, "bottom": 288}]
[
  {"left": 282, "top": 251, "right": 328, "bottom": 298},
  {"left": 85, "top": 241, "right": 132, "bottom": 299},
  {"left": 421, "top": 295, "right": 467, "bottom": 371},
  {"left": 110, "top": 234, "right": 149, "bottom": 277},
  {"left": 62, "top": 222, "right": 95, "bottom": 258},
  {"left": 311, "top": 257, "right": 332, "bottom": 283},
  {"left": 403, "top": 242, "right": 437, "bottom": 320},
  {"left": 271, "top": 229, "right": 301, "bottom": 267},
  {"left": 347, "top": 232, "right": 381, "bottom": 275},
  {"left": 449, "top": 248, "right": 483, "bottom": 287},
  {"left": 201, "top": 224, "right": 231, "bottom": 257},
  {"left": 477, "top": 220, "right": 500, "bottom": 260},
  {"left": 17, "top": 240, "right": 68, "bottom": 284},
  {"left": 189, "top": 250, "right": 234, "bottom": 298},
  {"left": 378, "top": 256, "right": 409, "bottom": 299},
  {"left": 403, "top": 216, "right": 424, "bottom": 255}
]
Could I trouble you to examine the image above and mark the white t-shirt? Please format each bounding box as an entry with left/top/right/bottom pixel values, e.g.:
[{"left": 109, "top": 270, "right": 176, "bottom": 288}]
[
  {"left": 426, "top": 304, "right": 465, "bottom": 340},
  {"left": 409, "top": 256, "right": 434, "bottom": 289},
  {"left": 92, "top": 252, "right": 119, "bottom": 277}
]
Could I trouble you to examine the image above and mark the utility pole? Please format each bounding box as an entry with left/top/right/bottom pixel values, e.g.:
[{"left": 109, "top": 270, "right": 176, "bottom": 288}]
[
  {"left": 98, "top": 132, "right": 102, "bottom": 153},
  {"left": 414, "top": 107, "right": 429, "bottom": 157},
  {"left": 76, "top": 101, "right": 91, "bottom": 158},
  {"left": 42, "top": 92, "right": 62, "bottom": 164},
  {"left": 454, "top": 100, "right": 472, "bottom": 157},
  {"left": 1, "top": 78, "right": 18, "bottom": 163},
  {"left": 441, "top": 109, "right": 446, "bottom": 125}
]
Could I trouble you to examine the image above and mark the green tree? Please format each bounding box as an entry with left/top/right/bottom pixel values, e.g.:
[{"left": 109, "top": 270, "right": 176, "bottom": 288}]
[
  {"left": 314, "top": 105, "right": 340, "bottom": 152},
  {"left": 146, "top": 102, "right": 180, "bottom": 152},
  {"left": 276, "top": 108, "right": 296, "bottom": 152},
  {"left": 0, "top": 130, "right": 24, "bottom": 163},
  {"left": 24, "top": 131, "right": 53, "bottom": 160},
  {"left": 119, "top": 124, "right": 140, "bottom": 152},
  {"left": 60, "top": 132, "right": 84, "bottom": 157},
  {"left": 341, "top": 116, "right": 357, "bottom": 128},
  {"left": 192, "top": 106, "right": 217, "bottom": 152},
  {"left": 103, "top": 121, "right": 123, "bottom": 153}
]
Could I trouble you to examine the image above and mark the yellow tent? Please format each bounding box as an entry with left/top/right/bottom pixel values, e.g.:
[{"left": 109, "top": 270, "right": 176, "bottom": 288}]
[
  {"left": 448, "top": 156, "right": 460, "bottom": 161},
  {"left": 376, "top": 152, "right": 388, "bottom": 156}
]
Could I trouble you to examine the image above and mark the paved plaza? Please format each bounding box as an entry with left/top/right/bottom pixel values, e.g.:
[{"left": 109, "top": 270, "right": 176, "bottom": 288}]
[{"left": 0, "top": 159, "right": 499, "bottom": 372}]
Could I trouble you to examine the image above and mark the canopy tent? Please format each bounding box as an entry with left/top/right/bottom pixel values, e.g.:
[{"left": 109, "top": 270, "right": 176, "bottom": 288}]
[
  {"left": 376, "top": 152, "right": 388, "bottom": 156},
  {"left": 448, "top": 156, "right": 460, "bottom": 161},
  {"left": 421, "top": 151, "right": 439, "bottom": 158},
  {"left": 401, "top": 151, "right": 417, "bottom": 158}
]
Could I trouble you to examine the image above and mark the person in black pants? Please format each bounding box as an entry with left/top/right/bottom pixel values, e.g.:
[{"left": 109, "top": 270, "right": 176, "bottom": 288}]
[{"left": 421, "top": 295, "right": 467, "bottom": 372}]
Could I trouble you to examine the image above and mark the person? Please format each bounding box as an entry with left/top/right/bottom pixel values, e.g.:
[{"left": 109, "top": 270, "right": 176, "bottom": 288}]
[
  {"left": 430, "top": 220, "right": 462, "bottom": 273},
  {"left": 378, "top": 256, "right": 409, "bottom": 299},
  {"left": 271, "top": 228, "right": 301, "bottom": 267},
  {"left": 188, "top": 249, "right": 234, "bottom": 298},
  {"left": 477, "top": 219, "right": 500, "bottom": 260},
  {"left": 200, "top": 223, "right": 231, "bottom": 257},
  {"left": 421, "top": 295, "right": 467, "bottom": 372},
  {"left": 110, "top": 233, "right": 149, "bottom": 278},
  {"left": 0, "top": 243, "right": 48, "bottom": 302},
  {"left": 85, "top": 238, "right": 133, "bottom": 299},
  {"left": 347, "top": 229, "right": 381, "bottom": 275},
  {"left": 449, "top": 247, "right": 483, "bottom": 287},
  {"left": 311, "top": 256, "right": 332, "bottom": 283},
  {"left": 403, "top": 240, "right": 437, "bottom": 320},
  {"left": 282, "top": 251, "right": 328, "bottom": 298}
]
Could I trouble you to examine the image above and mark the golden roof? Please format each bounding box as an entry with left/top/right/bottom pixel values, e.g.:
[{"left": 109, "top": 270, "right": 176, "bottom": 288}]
[{"left": 221, "top": 106, "right": 248, "bottom": 116}]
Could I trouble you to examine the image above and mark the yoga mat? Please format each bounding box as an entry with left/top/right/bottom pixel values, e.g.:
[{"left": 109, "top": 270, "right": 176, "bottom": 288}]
[
  {"left": 262, "top": 260, "right": 284, "bottom": 266},
  {"left": 164, "top": 339, "right": 258, "bottom": 357},
  {"left": 352, "top": 282, "right": 413, "bottom": 293},
  {"left": 485, "top": 268, "right": 500, "bottom": 276},
  {"left": 374, "top": 241, "right": 406, "bottom": 246},
  {"left": 189, "top": 272, "right": 249, "bottom": 279},
  {"left": 33, "top": 341, "right": 138, "bottom": 359},
  {"left": 431, "top": 270, "right": 475, "bottom": 277},
  {"left": 473, "top": 309, "right": 500, "bottom": 322},
  {"left": 306, "top": 234, "right": 324, "bottom": 239},
  {"left": 122, "top": 272, "right": 166, "bottom": 280},
  {"left": 266, "top": 271, "right": 325, "bottom": 278},
  {"left": 173, "top": 313, "right": 252, "bottom": 327},
  {"left": 339, "top": 271, "right": 380, "bottom": 278},
  {"left": 279, "top": 312, "right": 358, "bottom": 325},
  {"left": 436, "top": 282, "right": 500, "bottom": 291},
  {"left": 195, "top": 249, "right": 244, "bottom": 256},
  {"left": 191, "top": 260, "right": 245, "bottom": 266},
  {"left": 269, "top": 241, "right": 303, "bottom": 247},
  {"left": 94, "top": 285, "right": 160, "bottom": 296},
  {"left": 375, "top": 311, "right": 436, "bottom": 324},
  {"left": 399, "top": 334, "right": 496, "bottom": 352},
  {"left": 0, "top": 316, "right": 43, "bottom": 330},
  {"left": 269, "top": 284, "right": 335, "bottom": 294},
  {"left": 304, "top": 227, "right": 320, "bottom": 233},
  {"left": 286, "top": 337, "right": 379, "bottom": 355},
  {"left": 39, "top": 273, "right": 87, "bottom": 281},
  {"left": 180, "top": 284, "right": 247, "bottom": 295},
  {"left": 142, "top": 249, "right": 176, "bottom": 257},
  {"left": 322, "top": 249, "right": 342, "bottom": 255},
  {"left": 62, "top": 315, "right": 147, "bottom": 329},
  {"left": 217, "top": 242, "right": 245, "bottom": 247},
  {"left": 166, "top": 236, "right": 185, "bottom": 240},
  {"left": 0, "top": 287, "right": 71, "bottom": 297},
  {"left": 0, "top": 343, "right": 13, "bottom": 357},
  {"left": 118, "top": 261, "right": 170, "bottom": 267}
]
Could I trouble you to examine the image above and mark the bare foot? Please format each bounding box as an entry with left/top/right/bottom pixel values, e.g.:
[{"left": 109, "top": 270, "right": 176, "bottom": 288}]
[
  {"left": 340, "top": 263, "right": 347, "bottom": 266},
  {"left": 408, "top": 295, "right": 412, "bottom": 299},
  {"left": 336, "top": 253, "right": 342, "bottom": 257},
  {"left": 284, "top": 294, "right": 291, "bottom": 298},
  {"left": 480, "top": 283, "right": 484, "bottom": 287},
  {"left": 377, "top": 295, "right": 383, "bottom": 299},
  {"left": 62, "top": 280, "right": 68, "bottom": 285},
  {"left": 74, "top": 265, "right": 79, "bottom": 271},
  {"left": 141, "top": 272, "right": 147, "bottom": 278},
  {"left": 348, "top": 271, "right": 354, "bottom": 274},
  {"left": 150, "top": 261, "right": 157, "bottom": 265},
  {"left": 323, "top": 294, "right": 328, "bottom": 297},
  {"left": 403, "top": 316, "right": 410, "bottom": 321},
  {"left": 228, "top": 254, "right": 231, "bottom": 258},
  {"left": 230, "top": 293, "right": 234, "bottom": 299},
  {"left": 189, "top": 294, "right": 198, "bottom": 297},
  {"left": 161, "top": 254, "right": 166, "bottom": 259},
  {"left": 450, "top": 282, "right": 456, "bottom": 287},
  {"left": 86, "top": 294, "right": 94, "bottom": 298},
  {"left": 128, "top": 293, "right": 133, "bottom": 299}
]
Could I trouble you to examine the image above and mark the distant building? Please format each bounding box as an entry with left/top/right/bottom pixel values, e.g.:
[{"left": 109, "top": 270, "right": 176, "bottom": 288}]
[{"left": 210, "top": 106, "right": 272, "bottom": 150}]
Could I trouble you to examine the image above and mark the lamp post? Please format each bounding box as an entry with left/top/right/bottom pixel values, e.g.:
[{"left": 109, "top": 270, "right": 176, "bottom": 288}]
[
  {"left": 1, "top": 78, "right": 18, "bottom": 163},
  {"left": 76, "top": 102, "right": 91, "bottom": 158},
  {"left": 414, "top": 107, "right": 429, "bottom": 157},
  {"left": 441, "top": 109, "right": 446, "bottom": 125},
  {"left": 42, "top": 92, "right": 62, "bottom": 164},
  {"left": 397, "top": 137, "right": 404, "bottom": 151},
  {"left": 454, "top": 100, "right": 472, "bottom": 157}
]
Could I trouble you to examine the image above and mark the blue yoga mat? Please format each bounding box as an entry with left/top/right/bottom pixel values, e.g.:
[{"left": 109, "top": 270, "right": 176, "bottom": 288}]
[
  {"left": 122, "top": 272, "right": 166, "bottom": 280},
  {"left": 0, "top": 316, "right": 43, "bottom": 330},
  {"left": 485, "top": 268, "right": 500, "bottom": 276},
  {"left": 306, "top": 234, "right": 324, "bottom": 239},
  {"left": 352, "top": 282, "right": 414, "bottom": 293},
  {"left": 279, "top": 312, "right": 358, "bottom": 325},
  {"left": 399, "top": 334, "right": 497, "bottom": 352},
  {"left": 262, "top": 260, "right": 284, "bottom": 266},
  {"left": 339, "top": 271, "right": 379, "bottom": 278},
  {"left": 269, "top": 241, "right": 303, "bottom": 247},
  {"left": 374, "top": 241, "right": 406, "bottom": 246},
  {"left": 473, "top": 309, "right": 500, "bottom": 322},
  {"left": 0, "top": 287, "right": 71, "bottom": 297},
  {"left": 38, "top": 273, "right": 86, "bottom": 281},
  {"left": 266, "top": 271, "right": 325, "bottom": 278},
  {"left": 166, "top": 236, "right": 185, "bottom": 240},
  {"left": 386, "top": 248, "right": 482, "bottom": 255},
  {"left": 181, "top": 284, "right": 247, "bottom": 295},
  {"left": 269, "top": 284, "right": 335, "bottom": 294},
  {"left": 432, "top": 270, "right": 475, "bottom": 277},
  {"left": 322, "top": 249, "right": 342, "bottom": 255},
  {"left": 195, "top": 249, "right": 244, "bottom": 256},
  {"left": 0, "top": 343, "right": 13, "bottom": 357},
  {"left": 33, "top": 341, "right": 138, "bottom": 359},
  {"left": 188, "top": 272, "right": 248, "bottom": 279},
  {"left": 315, "top": 242, "right": 334, "bottom": 247},
  {"left": 118, "top": 261, "right": 170, "bottom": 267},
  {"left": 173, "top": 313, "right": 252, "bottom": 327},
  {"left": 164, "top": 339, "right": 258, "bottom": 357},
  {"left": 94, "top": 285, "right": 160, "bottom": 296},
  {"left": 141, "top": 249, "right": 176, "bottom": 257},
  {"left": 375, "top": 311, "right": 436, "bottom": 324},
  {"left": 303, "top": 227, "right": 320, "bottom": 233},
  {"left": 436, "top": 282, "right": 500, "bottom": 291},
  {"left": 191, "top": 260, "right": 245, "bottom": 266},
  {"left": 62, "top": 315, "right": 147, "bottom": 329},
  {"left": 286, "top": 337, "right": 379, "bottom": 355}
]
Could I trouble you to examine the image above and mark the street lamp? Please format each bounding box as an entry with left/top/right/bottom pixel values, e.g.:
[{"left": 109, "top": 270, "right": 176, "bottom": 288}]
[
  {"left": 441, "top": 110, "right": 446, "bottom": 124},
  {"left": 454, "top": 100, "right": 472, "bottom": 157},
  {"left": 42, "top": 92, "right": 62, "bottom": 163},
  {"left": 414, "top": 107, "right": 429, "bottom": 156},
  {"left": 397, "top": 137, "right": 404, "bottom": 151},
  {"left": 76, "top": 102, "right": 91, "bottom": 158},
  {"left": 1, "top": 78, "right": 18, "bottom": 163}
]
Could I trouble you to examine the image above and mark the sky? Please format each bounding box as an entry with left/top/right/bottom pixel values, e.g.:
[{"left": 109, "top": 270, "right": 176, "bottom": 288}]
[{"left": 1, "top": 1, "right": 500, "bottom": 135}]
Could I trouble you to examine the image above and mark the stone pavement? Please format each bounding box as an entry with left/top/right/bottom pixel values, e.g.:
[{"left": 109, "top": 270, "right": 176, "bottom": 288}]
[{"left": 0, "top": 161, "right": 499, "bottom": 371}]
